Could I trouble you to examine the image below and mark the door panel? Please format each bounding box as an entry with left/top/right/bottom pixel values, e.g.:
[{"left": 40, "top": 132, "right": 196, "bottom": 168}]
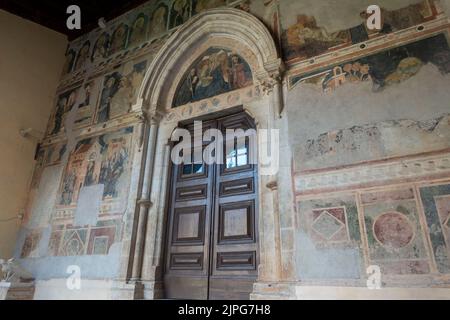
[{"left": 164, "top": 112, "right": 258, "bottom": 300}]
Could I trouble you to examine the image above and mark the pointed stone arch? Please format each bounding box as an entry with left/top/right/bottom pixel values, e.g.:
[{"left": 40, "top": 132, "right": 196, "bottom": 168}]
[
  {"left": 136, "top": 7, "right": 282, "bottom": 118},
  {"left": 122, "top": 7, "right": 289, "bottom": 300}
]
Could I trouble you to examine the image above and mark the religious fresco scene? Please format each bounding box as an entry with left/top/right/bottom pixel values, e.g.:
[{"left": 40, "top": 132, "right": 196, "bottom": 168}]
[
  {"left": 4, "top": 0, "right": 450, "bottom": 301},
  {"left": 58, "top": 126, "right": 134, "bottom": 207},
  {"left": 47, "top": 86, "right": 81, "bottom": 136},
  {"left": 96, "top": 60, "right": 147, "bottom": 123},
  {"left": 290, "top": 34, "right": 450, "bottom": 91},
  {"left": 281, "top": 0, "right": 438, "bottom": 63},
  {"left": 173, "top": 48, "right": 253, "bottom": 107},
  {"left": 19, "top": 126, "right": 134, "bottom": 260}
]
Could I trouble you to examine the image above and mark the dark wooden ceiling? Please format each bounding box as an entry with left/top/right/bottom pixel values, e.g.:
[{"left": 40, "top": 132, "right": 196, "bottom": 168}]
[{"left": 0, "top": 0, "right": 152, "bottom": 40}]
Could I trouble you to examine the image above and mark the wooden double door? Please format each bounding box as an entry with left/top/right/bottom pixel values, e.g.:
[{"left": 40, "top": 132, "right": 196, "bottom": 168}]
[{"left": 164, "top": 112, "right": 259, "bottom": 300}]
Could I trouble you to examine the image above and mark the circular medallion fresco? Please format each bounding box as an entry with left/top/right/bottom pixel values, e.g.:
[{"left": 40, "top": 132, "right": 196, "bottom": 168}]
[{"left": 373, "top": 212, "right": 414, "bottom": 248}]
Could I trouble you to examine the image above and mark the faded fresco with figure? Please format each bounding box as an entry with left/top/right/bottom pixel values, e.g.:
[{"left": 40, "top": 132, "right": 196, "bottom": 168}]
[
  {"left": 129, "top": 13, "right": 148, "bottom": 47},
  {"left": 110, "top": 24, "right": 129, "bottom": 55},
  {"left": 91, "top": 32, "right": 110, "bottom": 63},
  {"left": 290, "top": 34, "right": 450, "bottom": 92},
  {"left": 48, "top": 87, "right": 80, "bottom": 136},
  {"left": 282, "top": 0, "right": 436, "bottom": 62},
  {"left": 96, "top": 60, "right": 147, "bottom": 123},
  {"left": 58, "top": 127, "right": 134, "bottom": 207},
  {"left": 75, "top": 81, "right": 94, "bottom": 127},
  {"left": 170, "top": 0, "right": 191, "bottom": 29},
  {"left": 173, "top": 48, "right": 253, "bottom": 107},
  {"left": 192, "top": 0, "right": 226, "bottom": 15},
  {"left": 63, "top": 49, "right": 76, "bottom": 75},
  {"left": 149, "top": 3, "right": 169, "bottom": 38},
  {"left": 74, "top": 41, "right": 90, "bottom": 70}
]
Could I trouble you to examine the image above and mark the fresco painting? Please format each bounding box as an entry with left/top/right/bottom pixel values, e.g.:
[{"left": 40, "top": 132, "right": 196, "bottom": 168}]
[
  {"left": 65, "top": 0, "right": 238, "bottom": 72},
  {"left": 298, "top": 196, "right": 362, "bottom": 247},
  {"left": 58, "top": 126, "right": 134, "bottom": 207},
  {"left": 282, "top": 0, "right": 435, "bottom": 62},
  {"left": 21, "top": 230, "right": 42, "bottom": 258},
  {"left": 170, "top": 0, "right": 191, "bottom": 29},
  {"left": 74, "top": 41, "right": 90, "bottom": 70},
  {"left": 74, "top": 80, "right": 98, "bottom": 128},
  {"left": 173, "top": 48, "right": 253, "bottom": 107},
  {"left": 419, "top": 184, "right": 450, "bottom": 273},
  {"left": 48, "top": 86, "right": 80, "bottom": 136},
  {"left": 290, "top": 34, "right": 450, "bottom": 92},
  {"left": 110, "top": 24, "right": 129, "bottom": 55},
  {"left": 92, "top": 32, "right": 110, "bottom": 63},
  {"left": 129, "top": 13, "right": 148, "bottom": 46},
  {"left": 192, "top": 0, "right": 226, "bottom": 15},
  {"left": 63, "top": 49, "right": 76, "bottom": 75},
  {"left": 96, "top": 60, "right": 147, "bottom": 123},
  {"left": 149, "top": 4, "right": 169, "bottom": 38},
  {"left": 362, "top": 189, "right": 431, "bottom": 275},
  {"left": 44, "top": 143, "right": 67, "bottom": 167}
]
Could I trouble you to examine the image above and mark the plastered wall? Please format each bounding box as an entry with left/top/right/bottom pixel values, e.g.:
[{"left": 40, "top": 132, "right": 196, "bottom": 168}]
[{"left": 0, "top": 10, "right": 67, "bottom": 259}]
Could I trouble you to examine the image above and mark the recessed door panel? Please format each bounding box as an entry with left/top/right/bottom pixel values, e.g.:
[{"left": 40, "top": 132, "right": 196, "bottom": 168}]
[{"left": 164, "top": 112, "right": 258, "bottom": 300}]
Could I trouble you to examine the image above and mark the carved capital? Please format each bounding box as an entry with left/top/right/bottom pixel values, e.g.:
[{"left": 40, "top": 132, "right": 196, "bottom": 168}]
[
  {"left": 257, "top": 59, "right": 285, "bottom": 95},
  {"left": 137, "top": 198, "right": 153, "bottom": 208}
]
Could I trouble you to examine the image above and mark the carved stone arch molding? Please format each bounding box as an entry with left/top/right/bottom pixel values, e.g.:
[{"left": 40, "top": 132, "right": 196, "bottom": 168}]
[
  {"left": 119, "top": 8, "right": 290, "bottom": 300},
  {"left": 136, "top": 7, "right": 283, "bottom": 117}
]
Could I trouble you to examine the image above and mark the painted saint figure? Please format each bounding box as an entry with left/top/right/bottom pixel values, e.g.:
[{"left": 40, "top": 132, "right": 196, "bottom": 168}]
[
  {"left": 110, "top": 24, "right": 128, "bottom": 55},
  {"left": 63, "top": 50, "right": 76, "bottom": 74},
  {"left": 97, "top": 73, "right": 120, "bottom": 124},
  {"left": 173, "top": 48, "right": 253, "bottom": 107},
  {"left": 149, "top": 5, "right": 168, "bottom": 38},
  {"left": 230, "top": 53, "right": 252, "bottom": 89},
  {"left": 92, "top": 33, "right": 110, "bottom": 63},
  {"left": 75, "top": 41, "right": 90, "bottom": 70},
  {"left": 170, "top": 0, "right": 190, "bottom": 29},
  {"left": 129, "top": 14, "right": 148, "bottom": 47},
  {"left": 60, "top": 169, "right": 76, "bottom": 205}
]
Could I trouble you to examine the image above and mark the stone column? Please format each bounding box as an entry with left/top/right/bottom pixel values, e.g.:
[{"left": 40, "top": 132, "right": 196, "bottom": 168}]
[{"left": 130, "top": 116, "right": 160, "bottom": 283}]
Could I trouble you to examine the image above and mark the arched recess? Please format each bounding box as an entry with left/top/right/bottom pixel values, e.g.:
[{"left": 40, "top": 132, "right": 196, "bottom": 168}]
[
  {"left": 124, "top": 7, "right": 288, "bottom": 300},
  {"left": 135, "top": 7, "right": 282, "bottom": 117}
]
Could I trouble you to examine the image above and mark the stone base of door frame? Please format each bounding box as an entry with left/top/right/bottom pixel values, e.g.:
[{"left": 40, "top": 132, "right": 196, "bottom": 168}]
[
  {"left": 251, "top": 282, "right": 298, "bottom": 300},
  {"left": 111, "top": 280, "right": 164, "bottom": 300}
]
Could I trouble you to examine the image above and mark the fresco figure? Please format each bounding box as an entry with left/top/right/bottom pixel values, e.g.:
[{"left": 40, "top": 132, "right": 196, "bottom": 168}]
[
  {"left": 99, "top": 139, "right": 129, "bottom": 198},
  {"left": 51, "top": 88, "right": 79, "bottom": 135},
  {"left": 83, "top": 161, "right": 96, "bottom": 187},
  {"left": 193, "top": 0, "right": 225, "bottom": 15},
  {"left": 75, "top": 41, "right": 90, "bottom": 70},
  {"left": 110, "top": 76, "right": 133, "bottom": 119},
  {"left": 175, "top": 68, "right": 199, "bottom": 105},
  {"left": 129, "top": 14, "right": 148, "bottom": 46},
  {"left": 97, "top": 73, "right": 121, "bottom": 124},
  {"left": 92, "top": 33, "right": 110, "bottom": 63},
  {"left": 230, "top": 53, "right": 252, "bottom": 89},
  {"left": 170, "top": 0, "right": 190, "bottom": 29},
  {"left": 130, "top": 61, "right": 147, "bottom": 101},
  {"left": 173, "top": 48, "right": 253, "bottom": 107},
  {"left": 149, "top": 4, "right": 168, "bottom": 38},
  {"left": 60, "top": 169, "right": 77, "bottom": 205},
  {"left": 63, "top": 50, "right": 76, "bottom": 74},
  {"left": 110, "top": 24, "right": 129, "bottom": 54},
  {"left": 195, "top": 54, "right": 230, "bottom": 100}
]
